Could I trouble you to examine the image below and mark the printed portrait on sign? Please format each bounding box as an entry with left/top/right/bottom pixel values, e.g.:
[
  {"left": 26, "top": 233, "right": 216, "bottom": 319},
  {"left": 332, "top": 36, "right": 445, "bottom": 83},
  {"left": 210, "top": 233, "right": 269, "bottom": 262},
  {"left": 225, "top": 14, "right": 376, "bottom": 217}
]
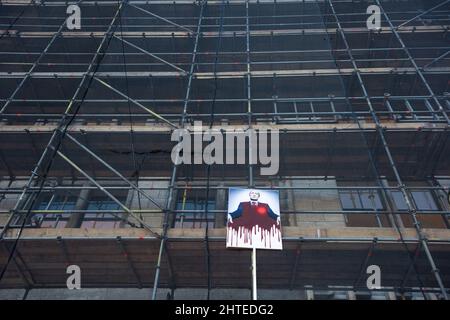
[{"left": 226, "top": 188, "right": 282, "bottom": 250}]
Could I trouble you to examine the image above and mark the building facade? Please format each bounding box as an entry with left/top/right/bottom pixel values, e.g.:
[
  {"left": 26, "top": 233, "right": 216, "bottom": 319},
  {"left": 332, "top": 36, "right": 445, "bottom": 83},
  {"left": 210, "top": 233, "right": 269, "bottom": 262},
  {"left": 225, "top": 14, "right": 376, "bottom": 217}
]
[{"left": 0, "top": 0, "right": 449, "bottom": 300}]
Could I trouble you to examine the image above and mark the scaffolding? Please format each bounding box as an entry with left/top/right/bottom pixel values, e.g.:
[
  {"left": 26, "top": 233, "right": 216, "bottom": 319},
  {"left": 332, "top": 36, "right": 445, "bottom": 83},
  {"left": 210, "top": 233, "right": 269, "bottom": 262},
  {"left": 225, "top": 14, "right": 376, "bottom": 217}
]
[{"left": 0, "top": 0, "right": 449, "bottom": 300}]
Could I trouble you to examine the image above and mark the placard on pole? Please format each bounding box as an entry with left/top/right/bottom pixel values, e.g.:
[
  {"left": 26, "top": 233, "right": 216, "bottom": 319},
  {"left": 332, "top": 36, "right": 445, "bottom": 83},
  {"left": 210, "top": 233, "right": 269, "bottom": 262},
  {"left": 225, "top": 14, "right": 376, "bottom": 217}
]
[{"left": 226, "top": 188, "right": 282, "bottom": 300}]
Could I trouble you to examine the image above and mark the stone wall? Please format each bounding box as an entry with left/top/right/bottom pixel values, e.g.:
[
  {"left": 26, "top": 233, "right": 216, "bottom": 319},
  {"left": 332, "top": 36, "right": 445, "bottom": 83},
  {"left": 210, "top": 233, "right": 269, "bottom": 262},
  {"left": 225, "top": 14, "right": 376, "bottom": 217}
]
[
  {"left": 283, "top": 178, "right": 346, "bottom": 228},
  {"left": 124, "top": 180, "right": 169, "bottom": 229}
]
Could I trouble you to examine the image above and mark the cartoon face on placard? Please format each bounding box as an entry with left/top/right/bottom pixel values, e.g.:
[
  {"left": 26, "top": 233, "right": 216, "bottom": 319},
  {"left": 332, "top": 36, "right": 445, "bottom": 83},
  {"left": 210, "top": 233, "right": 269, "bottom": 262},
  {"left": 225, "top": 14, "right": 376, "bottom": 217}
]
[{"left": 226, "top": 188, "right": 282, "bottom": 250}]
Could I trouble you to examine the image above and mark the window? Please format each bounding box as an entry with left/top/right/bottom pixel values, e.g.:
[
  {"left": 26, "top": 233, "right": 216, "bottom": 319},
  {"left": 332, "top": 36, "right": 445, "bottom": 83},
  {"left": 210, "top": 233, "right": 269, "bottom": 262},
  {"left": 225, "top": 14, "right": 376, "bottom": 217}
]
[
  {"left": 390, "top": 190, "right": 439, "bottom": 211},
  {"left": 80, "top": 199, "right": 122, "bottom": 229},
  {"left": 390, "top": 189, "right": 447, "bottom": 228},
  {"left": 390, "top": 191, "right": 408, "bottom": 211},
  {"left": 339, "top": 189, "right": 383, "bottom": 211},
  {"left": 338, "top": 188, "right": 389, "bottom": 227},
  {"left": 174, "top": 200, "right": 216, "bottom": 228},
  {"left": 33, "top": 195, "right": 77, "bottom": 228},
  {"left": 411, "top": 191, "right": 439, "bottom": 211},
  {"left": 32, "top": 194, "right": 124, "bottom": 229}
]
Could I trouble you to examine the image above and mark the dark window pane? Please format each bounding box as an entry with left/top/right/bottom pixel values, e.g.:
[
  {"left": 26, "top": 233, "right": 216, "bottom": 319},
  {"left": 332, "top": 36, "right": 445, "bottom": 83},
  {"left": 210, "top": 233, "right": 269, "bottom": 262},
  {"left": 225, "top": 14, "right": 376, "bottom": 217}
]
[
  {"left": 339, "top": 191, "right": 362, "bottom": 210},
  {"left": 340, "top": 190, "right": 383, "bottom": 210},
  {"left": 391, "top": 191, "right": 408, "bottom": 211},
  {"left": 411, "top": 191, "right": 438, "bottom": 211},
  {"left": 360, "top": 191, "right": 383, "bottom": 210}
]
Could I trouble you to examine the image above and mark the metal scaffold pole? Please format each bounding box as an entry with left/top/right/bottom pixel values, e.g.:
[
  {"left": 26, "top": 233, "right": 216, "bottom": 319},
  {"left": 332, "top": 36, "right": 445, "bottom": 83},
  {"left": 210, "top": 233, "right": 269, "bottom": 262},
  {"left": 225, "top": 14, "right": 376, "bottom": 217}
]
[
  {"left": 0, "top": 1, "right": 125, "bottom": 241},
  {"left": 151, "top": 0, "right": 207, "bottom": 300},
  {"left": 327, "top": 0, "right": 449, "bottom": 300}
]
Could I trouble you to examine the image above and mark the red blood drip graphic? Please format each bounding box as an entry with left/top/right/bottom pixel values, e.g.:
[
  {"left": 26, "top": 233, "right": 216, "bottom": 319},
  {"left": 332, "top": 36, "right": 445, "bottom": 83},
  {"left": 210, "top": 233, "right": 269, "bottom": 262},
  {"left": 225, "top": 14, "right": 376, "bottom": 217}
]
[{"left": 227, "top": 202, "right": 281, "bottom": 249}]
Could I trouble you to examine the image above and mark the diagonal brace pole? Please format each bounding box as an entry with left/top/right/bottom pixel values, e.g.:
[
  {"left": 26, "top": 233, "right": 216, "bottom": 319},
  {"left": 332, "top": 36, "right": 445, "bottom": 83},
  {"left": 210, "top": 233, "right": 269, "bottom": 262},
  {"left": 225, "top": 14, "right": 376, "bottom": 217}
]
[
  {"left": 423, "top": 50, "right": 450, "bottom": 69},
  {"left": 114, "top": 35, "right": 188, "bottom": 74},
  {"left": 375, "top": 0, "right": 450, "bottom": 124},
  {"left": 93, "top": 76, "right": 179, "bottom": 129},
  {"left": 396, "top": 0, "right": 450, "bottom": 29},
  {"left": 128, "top": 3, "right": 195, "bottom": 34},
  {"left": 0, "top": 0, "right": 126, "bottom": 240},
  {"left": 65, "top": 132, "right": 165, "bottom": 211},
  {"left": 56, "top": 149, "right": 161, "bottom": 238}
]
